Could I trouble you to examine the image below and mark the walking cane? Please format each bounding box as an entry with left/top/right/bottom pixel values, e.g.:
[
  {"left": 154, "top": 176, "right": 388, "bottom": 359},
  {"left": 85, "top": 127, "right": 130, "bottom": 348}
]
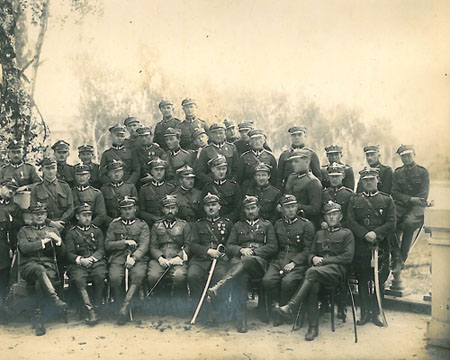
[
  {"left": 146, "top": 266, "right": 171, "bottom": 298},
  {"left": 372, "top": 244, "right": 388, "bottom": 327}
]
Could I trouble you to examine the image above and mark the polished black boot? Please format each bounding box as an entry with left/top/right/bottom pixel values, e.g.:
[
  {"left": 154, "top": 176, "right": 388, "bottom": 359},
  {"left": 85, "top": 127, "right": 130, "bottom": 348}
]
[
  {"left": 37, "top": 272, "right": 67, "bottom": 312},
  {"left": 357, "top": 309, "right": 371, "bottom": 326},
  {"left": 33, "top": 308, "right": 46, "bottom": 336},
  {"left": 80, "top": 289, "right": 98, "bottom": 326},
  {"left": 274, "top": 279, "right": 313, "bottom": 319},
  {"left": 236, "top": 305, "right": 248, "bottom": 333},
  {"left": 208, "top": 262, "right": 245, "bottom": 299},
  {"left": 118, "top": 284, "right": 138, "bottom": 325}
]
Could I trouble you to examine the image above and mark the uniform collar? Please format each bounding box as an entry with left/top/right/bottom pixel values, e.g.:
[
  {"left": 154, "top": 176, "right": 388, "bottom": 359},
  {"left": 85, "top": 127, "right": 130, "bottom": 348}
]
[
  {"left": 290, "top": 145, "right": 304, "bottom": 151},
  {"left": 111, "top": 181, "right": 124, "bottom": 188},
  {"left": 163, "top": 219, "right": 176, "bottom": 229},
  {"left": 246, "top": 219, "right": 260, "bottom": 227},
  {"left": 331, "top": 185, "right": 344, "bottom": 192},
  {"left": 44, "top": 178, "right": 58, "bottom": 186},
  {"left": 0, "top": 197, "right": 11, "bottom": 205},
  {"left": 121, "top": 219, "right": 136, "bottom": 226},
  {"left": 10, "top": 162, "right": 23, "bottom": 168},
  {"left": 296, "top": 171, "right": 308, "bottom": 178},
  {"left": 185, "top": 116, "right": 197, "bottom": 122},
  {"left": 283, "top": 217, "right": 298, "bottom": 225},
  {"left": 207, "top": 216, "right": 221, "bottom": 223},
  {"left": 213, "top": 179, "right": 227, "bottom": 186},
  {"left": 171, "top": 148, "right": 181, "bottom": 156},
  {"left": 405, "top": 162, "right": 417, "bottom": 169},
  {"left": 33, "top": 224, "right": 45, "bottom": 230},
  {"left": 251, "top": 149, "right": 263, "bottom": 157},
  {"left": 76, "top": 185, "right": 90, "bottom": 191},
  {"left": 77, "top": 225, "right": 91, "bottom": 231},
  {"left": 162, "top": 115, "right": 173, "bottom": 121},
  {"left": 180, "top": 185, "right": 191, "bottom": 192},
  {"left": 362, "top": 191, "right": 379, "bottom": 197},
  {"left": 112, "top": 144, "right": 125, "bottom": 150},
  {"left": 256, "top": 183, "right": 270, "bottom": 191},
  {"left": 152, "top": 180, "right": 165, "bottom": 187},
  {"left": 212, "top": 142, "right": 225, "bottom": 149},
  {"left": 328, "top": 226, "right": 341, "bottom": 232}
]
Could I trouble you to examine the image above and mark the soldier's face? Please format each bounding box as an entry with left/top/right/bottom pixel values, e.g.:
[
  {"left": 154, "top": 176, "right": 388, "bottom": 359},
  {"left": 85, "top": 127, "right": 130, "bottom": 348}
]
[
  {"left": 211, "top": 165, "right": 228, "bottom": 180},
  {"left": 43, "top": 165, "right": 57, "bottom": 180},
  {"left": 79, "top": 151, "right": 93, "bottom": 164},
  {"left": 291, "top": 157, "right": 310, "bottom": 173},
  {"left": 204, "top": 202, "right": 221, "bottom": 217},
  {"left": 32, "top": 211, "right": 47, "bottom": 225},
  {"left": 325, "top": 211, "right": 342, "bottom": 227},
  {"left": 250, "top": 136, "right": 265, "bottom": 150},
  {"left": 140, "top": 134, "right": 153, "bottom": 146},
  {"left": 239, "top": 129, "right": 250, "bottom": 140},
  {"left": 327, "top": 152, "right": 341, "bottom": 163},
  {"left": 76, "top": 212, "right": 92, "bottom": 226},
  {"left": 54, "top": 150, "right": 69, "bottom": 162},
  {"left": 254, "top": 171, "right": 270, "bottom": 187},
  {"left": 165, "top": 135, "right": 180, "bottom": 150},
  {"left": 291, "top": 133, "right": 305, "bottom": 147},
  {"left": 160, "top": 105, "right": 174, "bottom": 117},
  {"left": 361, "top": 177, "right": 378, "bottom": 192},
  {"left": 0, "top": 185, "right": 15, "bottom": 200},
  {"left": 365, "top": 152, "right": 380, "bottom": 166},
  {"left": 109, "top": 168, "right": 124, "bottom": 182},
  {"left": 244, "top": 204, "right": 260, "bottom": 220},
  {"left": 111, "top": 132, "right": 126, "bottom": 145},
  {"left": 183, "top": 104, "right": 197, "bottom": 117},
  {"left": 226, "top": 127, "right": 236, "bottom": 139},
  {"left": 75, "top": 172, "right": 90, "bottom": 186},
  {"left": 151, "top": 167, "right": 165, "bottom": 181},
  {"left": 210, "top": 130, "right": 226, "bottom": 143},
  {"left": 163, "top": 204, "right": 178, "bottom": 220},
  {"left": 194, "top": 133, "right": 209, "bottom": 148},
  {"left": 181, "top": 176, "right": 195, "bottom": 189},
  {"left": 120, "top": 206, "right": 136, "bottom": 220},
  {"left": 282, "top": 203, "right": 298, "bottom": 219},
  {"left": 126, "top": 122, "right": 140, "bottom": 136},
  {"left": 400, "top": 153, "right": 415, "bottom": 166},
  {"left": 9, "top": 149, "right": 23, "bottom": 163},
  {"left": 329, "top": 174, "right": 344, "bottom": 187}
]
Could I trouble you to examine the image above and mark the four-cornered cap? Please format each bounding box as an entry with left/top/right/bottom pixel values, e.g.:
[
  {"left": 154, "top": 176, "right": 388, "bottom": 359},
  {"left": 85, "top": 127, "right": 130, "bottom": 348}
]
[
  {"left": 327, "top": 162, "right": 345, "bottom": 176},
  {"left": 75, "top": 203, "right": 92, "bottom": 214},
  {"left": 136, "top": 126, "right": 153, "bottom": 136},
  {"left": 107, "top": 159, "right": 124, "bottom": 171},
  {"left": 0, "top": 178, "right": 18, "bottom": 190},
  {"left": 159, "top": 99, "right": 173, "bottom": 108},
  {"left": 208, "top": 154, "right": 228, "bottom": 168},
  {"left": 30, "top": 202, "right": 47, "bottom": 213},
  {"left": 288, "top": 126, "right": 306, "bottom": 135},
  {"left": 279, "top": 194, "right": 297, "bottom": 206},
  {"left": 192, "top": 128, "right": 207, "bottom": 138},
  {"left": 123, "top": 117, "right": 140, "bottom": 126},
  {"left": 238, "top": 122, "right": 254, "bottom": 131},
  {"left": 323, "top": 201, "right": 342, "bottom": 214},
  {"left": 181, "top": 98, "right": 196, "bottom": 107},
  {"left": 223, "top": 119, "right": 235, "bottom": 129},
  {"left": 40, "top": 156, "right": 57, "bottom": 167},
  {"left": 148, "top": 158, "right": 168, "bottom": 169},
  {"left": 363, "top": 145, "right": 380, "bottom": 154},
  {"left": 359, "top": 165, "right": 380, "bottom": 179},
  {"left": 203, "top": 192, "right": 220, "bottom": 204},
  {"left": 7, "top": 140, "right": 24, "bottom": 150},
  {"left": 254, "top": 162, "right": 271, "bottom": 173},
  {"left": 78, "top": 145, "right": 94, "bottom": 153},
  {"left": 119, "top": 196, "right": 137, "bottom": 208},
  {"left": 209, "top": 123, "right": 226, "bottom": 132},
  {"left": 161, "top": 194, "right": 177, "bottom": 207},
  {"left": 164, "top": 127, "right": 182, "bottom": 137},
  {"left": 248, "top": 129, "right": 266, "bottom": 138},
  {"left": 325, "top": 145, "right": 343, "bottom": 154},
  {"left": 177, "top": 165, "right": 196, "bottom": 177},
  {"left": 74, "top": 164, "right": 90, "bottom": 174},
  {"left": 288, "top": 149, "right": 311, "bottom": 161},
  {"left": 109, "top": 124, "right": 126, "bottom": 134},
  {"left": 242, "top": 195, "right": 259, "bottom": 208},
  {"left": 396, "top": 144, "right": 415, "bottom": 156},
  {"left": 52, "top": 140, "right": 70, "bottom": 151}
]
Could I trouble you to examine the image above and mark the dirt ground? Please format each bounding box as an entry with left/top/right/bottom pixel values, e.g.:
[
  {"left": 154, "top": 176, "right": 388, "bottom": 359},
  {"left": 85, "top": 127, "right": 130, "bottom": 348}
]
[{"left": 1, "top": 309, "right": 448, "bottom": 360}]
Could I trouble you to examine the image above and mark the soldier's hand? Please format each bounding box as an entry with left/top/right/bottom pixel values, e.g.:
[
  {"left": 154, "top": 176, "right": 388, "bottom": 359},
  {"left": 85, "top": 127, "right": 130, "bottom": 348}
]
[
  {"left": 240, "top": 248, "right": 254, "bottom": 257},
  {"left": 320, "top": 221, "right": 329, "bottom": 230},
  {"left": 41, "top": 237, "right": 52, "bottom": 247},
  {"left": 312, "top": 256, "right": 324, "bottom": 266},
  {"left": 410, "top": 197, "right": 424, "bottom": 206},
  {"left": 48, "top": 232, "right": 62, "bottom": 246},
  {"left": 124, "top": 239, "right": 137, "bottom": 248},
  {"left": 50, "top": 220, "right": 65, "bottom": 231},
  {"left": 80, "top": 258, "right": 92, "bottom": 268},
  {"left": 207, "top": 249, "right": 221, "bottom": 259},
  {"left": 158, "top": 256, "right": 170, "bottom": 268},
  {"left": 283, "top": 262, "right": 296, "bottom": 273},
  {"left": 365, "top": 231, "right": 377, "bottom": 243},
  {"left": 126, "top": 256, "right": 136, "bottom": 269},
  {"left": 17, "top": 185, "right": 29, "bottom": 192},
  {"left": 169, "top": 256, "right": 184, "bottom": 266},
  {"left": 87, "top": 256, "right": 97, "bottom": 264}
]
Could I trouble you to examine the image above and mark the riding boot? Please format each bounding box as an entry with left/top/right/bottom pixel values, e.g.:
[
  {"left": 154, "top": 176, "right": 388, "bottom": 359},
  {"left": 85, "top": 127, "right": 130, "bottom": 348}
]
[
  {"left": 305, "top": 283, "right": 320, "bottom": 341},
  {"left": 33, "top": 307, "right": 46, "bottom": 336},
  {"left": 37, "top": 272, "right": 67, "bottom": 312},
  {"left": 274, "top": 279, "right": 313, "bottom": 319},
  {"left": 117, "top": 284, "right": 138, "bottom": 325},
  {"left": 236, "top": 304, "right": 248, "bottom": 333},
  {"left": 79, "top": 288, "right": 98, "bottom": 326},
  {"left": 371, "top": 288, "right": 384, "bottom": 327},
  {"left": 357, "top": 280, "right": 371, "bottom": 326},
  {"left": 208, "top": 262, "right": 246, "bottom": 299}
]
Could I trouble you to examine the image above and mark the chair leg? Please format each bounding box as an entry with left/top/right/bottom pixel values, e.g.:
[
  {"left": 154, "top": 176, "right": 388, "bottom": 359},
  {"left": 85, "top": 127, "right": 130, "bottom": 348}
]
[
  {"left": 331, "top": 290, "right": 335, "bottom": 332},
  {"left": 292, "top": 302, "right": 304, "bottom": 332},
  {"left": 347, "top": 281, "right": 358, "bottom": 344}
]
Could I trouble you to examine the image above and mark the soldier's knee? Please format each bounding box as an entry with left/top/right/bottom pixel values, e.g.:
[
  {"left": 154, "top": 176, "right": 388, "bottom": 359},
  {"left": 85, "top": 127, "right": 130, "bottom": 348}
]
[
  {"left": 305, "top": 268, "right": 318, "bottom": 281},
  {"left": 109, "top": 276, "right": 122, "bottom": 289},
  {"left": 172, "top": 267, "right": 187, "bottom": 285}
]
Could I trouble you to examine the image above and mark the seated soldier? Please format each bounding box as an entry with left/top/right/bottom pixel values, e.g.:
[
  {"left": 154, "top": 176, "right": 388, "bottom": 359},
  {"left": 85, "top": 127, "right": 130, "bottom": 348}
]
[
  {"left": 320, "top": 145, "right": 355, "bottom": 190},
  {"left": 147, "top": 195, "right": 192, "bottom": 316},
  {"left": 17, "top": 202, "right": 67, "bottom": 336},
  {"left": 262, "top": 194, "right": 314, "bottom": 327},
  {"left": 207, "top": 196, "right": 277, "bottom": 333},
  {"left": 139, "top": 158, "right": 175, "bottom": 229},
  {"left": 173, "top": 165, "right": 201, "bottom": 223},
  {"left": 65, "top": 203, "right": 107, "bottom": 326},
  {"left": 188, "top": 193, "right": 232, "bottom": 323},
  {"left": 274, "top": 201, "right": 355, "bottom": 341},
  {"left": 105, "top": 196, "right": 150, "bottom": 325},
  {"left": 242, "top": 163, "right": 281, "bottom": 223},
  {"left": 201, "top": 155, "right": 241, "bottom": 223},
  {"left": 100, "top": 160, "right": 138, "bottom": 223},
  {"left": 77, "top": 145, "right": 101, "bottom": 189}
]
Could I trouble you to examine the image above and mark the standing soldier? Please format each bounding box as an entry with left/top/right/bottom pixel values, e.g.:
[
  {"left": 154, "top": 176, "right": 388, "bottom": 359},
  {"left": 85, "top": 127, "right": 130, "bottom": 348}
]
[
  {"left": 234, "top": 122, "right": 272, "bottom": 157},
  {"left": 148, "top": 195, "right": 192, "bottom": 315},
  {"left": 237, "top": 129, "right": 277, "bottom": 190},
  {"left": 17, "top": 202, "right": 67, "bottom": 336},
  {"left": 99, "top": 124, "right": 141, "bottom": 186},
  {"left": 139, "top": 158, "right": 175, "bottom": 229},
  {"left": 72, "top": 164, "right": 108, "bottom": 229},
  {"left": 179, "top": 98, "right": 209, "bottom": 151},
  {"left": 0, "top": 140, "right": 41, "bottom": 189},
  {"left": 65, "top": 204, "right": 107, "bottom": 325},
  {"left": 392, "top": 145, "right": 429, "bottom": 264},
  {"left": 188, "top": 193, "right": 232, "bottom": 322},
  {"left": 277, "top": 126, "right": 322, "bottom": 189},
  {"left": 207, "top": 196, "right": 277, "bottom": 333},
  {"left": 123, "top": 116, "right": 142, "bottom": 151},
  {"left": 173, "top": 165, "right": 202, "bottom": 223},
  {"left": 31, "top": 156, "right": 74, "bottom": 233},
  {"left": 242, "top": 163, "right": 281, "bottom": 223},
  {"left": 347, "top": 167, "right": 395, "bottom": 327},
  {"left": 262, "top": 194, "right": 314, "bottom": 326},
  {"left": 161, "top": 127, "right": 194, "bottom": 185},
  {"left": 52, "top": 140, "right": 75, "bottom": 188},
  {"left": 195, "top": 123, "right": 239, "bottom": 188},
  {"left": 105, "top": 197, "right": 150, "bottom": 325},
  {"left": 77, "top": 145, "right": 101, "bottom": 189},
  {"left": 274, "top": 202, "right": 355, "bottom": 341},
  {"left": 284, "top": 150, "right": 323, "bottom": 227},
  {"left": 191, "top": 128, "right": 209, "bottom": 176},
  {"left": 100, "top": 160, "right": 138, "bottom": 223},
  {"left": 135, "top": 126, "right": 164, "bottom": 185},
  {"left": 201, "top": 155, "right": 241, "bottom": 223},
  {"left": 356, "top": 145, "right": 393, "bottom": 194},
  {"left": 224, "top": 119, "right": 239, "bottom": 143},
  {"left": 320, "top": 145, "right": 355, "bottom": 190},
  {"left": 154, "top": 99, "right": 182, "bottom": 151}
]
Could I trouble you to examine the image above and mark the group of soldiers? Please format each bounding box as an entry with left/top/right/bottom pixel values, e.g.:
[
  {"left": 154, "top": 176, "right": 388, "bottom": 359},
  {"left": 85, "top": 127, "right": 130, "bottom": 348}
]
[{"left": 0, "top": 98, "right": 430, "bottom": 341}]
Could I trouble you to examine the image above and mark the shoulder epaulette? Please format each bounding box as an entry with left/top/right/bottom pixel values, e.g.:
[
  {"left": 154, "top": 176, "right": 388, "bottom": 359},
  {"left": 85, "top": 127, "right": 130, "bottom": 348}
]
[
  {"left": 152, "top": 143, "right": 160, "bottom": 148},
  {"left": 262, "top": 149, "right": 274, "bottom": 156},
  {"left": 91, "top": 224, "right": 99, "bottom": 229},
  {"left": 241, "top": 150, "right": 251, "bottom": 156},
  {"left": 340, "top": 186, "right": 354, "bottom": 193},
  {"left": 111, "top": 217, "right": 121, "bottom": 223}
]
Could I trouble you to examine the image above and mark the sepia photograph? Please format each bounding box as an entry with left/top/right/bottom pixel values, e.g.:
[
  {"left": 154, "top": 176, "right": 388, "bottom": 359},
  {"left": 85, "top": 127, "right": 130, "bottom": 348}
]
[{"left": 0, "top": 0, "right": 449, "bottom": 359}]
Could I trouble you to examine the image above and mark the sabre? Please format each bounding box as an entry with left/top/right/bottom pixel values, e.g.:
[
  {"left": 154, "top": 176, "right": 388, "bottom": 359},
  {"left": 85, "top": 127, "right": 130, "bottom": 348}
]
[
  {"left": 372, "top": 245, "right": 388, "bottom": 327},
  {"left": 146, "top": 265, "right": 171, "bottom": 298},
  {"left": 125, "top": 251, "right": 133, "bottom": 321}
]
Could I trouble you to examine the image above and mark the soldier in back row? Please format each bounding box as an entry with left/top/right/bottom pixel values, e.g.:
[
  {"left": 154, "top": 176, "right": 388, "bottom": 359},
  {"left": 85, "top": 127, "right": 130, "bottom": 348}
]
[
  {"left": 178, "top": 98, "right": 209, "bottom": 151},
  {"left": 135, "top": 126, "right": 164, "bottom": 184},
  {"left": 52, "top": 140, "right": 75, "bottom": 188},
  {"left": 356, "top": 145, "right": 393, "bottom": 194},
  {"left": 173, "top": 165, "right": 202, "bottom": 223},
  {"left": 154, "top": 99, "right": 182, "bottom": 151},
  {"left": 234, "top": 122, "right": 272, "bottom": 156},
  {"left": 320, "top": 145, "right": 355, "bottom": 191},
  {"left": 123, "top": 116, "right": 142, "bottom": 151},
  {"left": 223, "top": 119, "right": 239, "bottom": 143},
  {"left": 77, "top": 145, "right": 102, "bottom": 189}
]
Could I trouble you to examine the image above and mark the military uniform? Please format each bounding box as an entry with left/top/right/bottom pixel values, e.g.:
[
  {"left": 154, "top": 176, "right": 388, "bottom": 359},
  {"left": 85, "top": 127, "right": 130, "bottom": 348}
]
[
  {"left": 321, "top": 163, "right": 355, "bottom": 190},
  {"left": 139, "top": 180, "right": 175, "bottom": 228},
  {"left": 322, "top": 186, "right": 353, "bottom": 226},
  {"left": 243, "top": 182, "right": 281, "bottom": 223},
  {"left": 356, "top": 162, "right": 393, "bottom": 194},
  {"left": 56, "top": 163, "right": 75, "bottom": 188},
  {"left": 72, "top": 185, "right": 108, "bottom": 228},
  {"left": 100, "top": 181, "right": 138, "bottom": 221},
  {"left": 179, "top": 118, "right": 209, "bottom": 151},
  {"left": 136, "top": 143, "right": 164, "bottom": 180},
  {"left": 154, "top": 118, "right": 182, "bottom": 151},
  {"left": 99, "top": 145, "right": 141, "bottom": 186},
  {"left": 237, "top": 149, "right": 278, "bottom": 189},
  {"left": 201, "top": 179, "right": 241, "bottom": 222},
  {"left": 173, "top": 185, "right": 202, "bottom": 223},
  {"left": 78, "top": 145, "right": 102, "bottom": 189},
  {"left": 0, "top": 162, "right": 41, "bottom": 187},
  {"left": 161, "top": 148, "right": 194, "bottom": 184}
]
